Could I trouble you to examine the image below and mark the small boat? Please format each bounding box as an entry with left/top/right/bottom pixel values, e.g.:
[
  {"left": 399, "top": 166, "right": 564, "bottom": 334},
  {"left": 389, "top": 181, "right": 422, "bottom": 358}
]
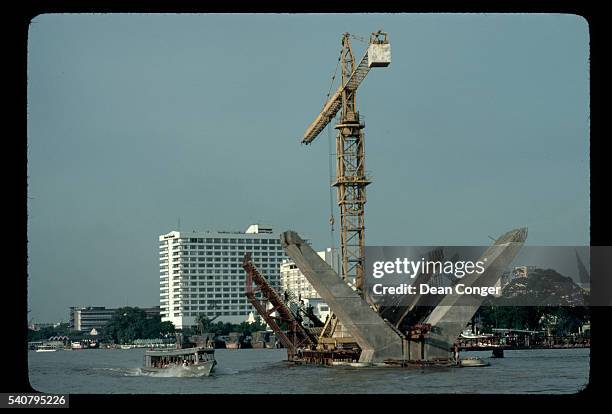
[
  {"left": 460, "top": 357, "right": 490, "bottom": 367},
  {"left": 225, "top": 332, "right": 242, "bottom": 349},
  {"left": 35, "top": 344, "right": 57, "bottom": 352},
  {"left": 142, "top": 346, "right": 216, "bottom": 377},
  {"left": 251, "top": 331, "right": 277, "bottom": 349},
  {"left": 460, "top": 329, "right": 493, "bottom": 340},
  {"left": 70, "top": 341, "right": 83, "bottom": 350},
  {"left": 120, "top": 345, "right": 132, "bottom": 349}
]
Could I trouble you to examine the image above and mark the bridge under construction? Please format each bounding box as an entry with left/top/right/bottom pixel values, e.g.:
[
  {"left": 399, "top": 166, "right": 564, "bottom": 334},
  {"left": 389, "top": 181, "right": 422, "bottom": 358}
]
[{"left": 241, "top": 30, "right": 529, "bottom": 366}]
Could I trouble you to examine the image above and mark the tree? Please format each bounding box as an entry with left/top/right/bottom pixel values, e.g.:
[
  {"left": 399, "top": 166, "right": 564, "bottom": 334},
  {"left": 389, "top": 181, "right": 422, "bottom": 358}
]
[
  {"left": 474, "top": 305, "right": 589, "bottom": 334},
  {"left": 28, "top": 323, "right": 73, "bottom": 342},
  {"left": 104, "top": 307, "right": 172, "bottom": 343},
  {"left": 236, "top": 320, "right": 267, "bottom": 336},
  {"left": 196, "top": 314, "right": 218, "bottom": 334},
  {"left": 160, "top": 321, "right": 175, "bottom": 336}
]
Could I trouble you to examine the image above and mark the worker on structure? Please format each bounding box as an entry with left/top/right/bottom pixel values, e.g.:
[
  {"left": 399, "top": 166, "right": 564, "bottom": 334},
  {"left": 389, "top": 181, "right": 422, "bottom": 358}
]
[{"left": 453, "top": 343, "right": 460, "bottom": 366}]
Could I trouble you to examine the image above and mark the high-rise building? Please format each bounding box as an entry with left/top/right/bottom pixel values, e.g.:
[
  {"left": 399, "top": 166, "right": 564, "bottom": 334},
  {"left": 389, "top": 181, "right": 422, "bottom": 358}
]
[
  {"left": 159, "top": 224, "right": 288, "bottom": 329},
  {"left": 279, "top": 248, "right": 340, "bottom": 300},
  {"left": 279, "top": 248, "right": 340, "bottom": 322}
]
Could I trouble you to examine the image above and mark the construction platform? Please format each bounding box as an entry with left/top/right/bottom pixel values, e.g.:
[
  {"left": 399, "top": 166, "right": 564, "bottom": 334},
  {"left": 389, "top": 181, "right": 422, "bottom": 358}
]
[{"left": 291, "top": 351, "right": 461, "bottom": 368}]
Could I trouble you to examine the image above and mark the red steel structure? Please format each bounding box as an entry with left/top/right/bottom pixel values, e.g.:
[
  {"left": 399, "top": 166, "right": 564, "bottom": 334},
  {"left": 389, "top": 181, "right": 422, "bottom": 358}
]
[{"left": 242, "top": 253, "right": 314, "bottom": 360}]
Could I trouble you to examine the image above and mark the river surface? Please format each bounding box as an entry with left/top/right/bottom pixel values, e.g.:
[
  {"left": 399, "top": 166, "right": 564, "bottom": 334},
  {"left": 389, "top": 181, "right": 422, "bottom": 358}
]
[{"left": 28, "top": 348, "right": 589, "bottom": 394}]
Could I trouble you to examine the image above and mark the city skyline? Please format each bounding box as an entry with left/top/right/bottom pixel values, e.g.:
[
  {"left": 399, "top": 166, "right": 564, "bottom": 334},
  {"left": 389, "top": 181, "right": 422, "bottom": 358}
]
[{"left": 27, "top": 14, "right": 589, "bottom": 322}]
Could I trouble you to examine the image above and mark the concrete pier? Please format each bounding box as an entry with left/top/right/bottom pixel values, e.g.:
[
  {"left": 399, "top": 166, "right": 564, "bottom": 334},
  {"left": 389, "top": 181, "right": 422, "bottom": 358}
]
[
  {"left": 421, "top": 228, "right": 527, "bottom": 359},
  {"left": 281, "top": 231, "right": 404, "bottom": 363}
]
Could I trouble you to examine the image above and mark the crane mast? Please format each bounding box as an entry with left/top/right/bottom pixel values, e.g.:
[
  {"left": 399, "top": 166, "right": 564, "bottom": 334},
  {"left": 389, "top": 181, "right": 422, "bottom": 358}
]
[
  {"left": 335, "top": 32, "right": 369, "bottom": 292},
  {"left": 301, "top": 31, "right": 390, "bottom": 296}
]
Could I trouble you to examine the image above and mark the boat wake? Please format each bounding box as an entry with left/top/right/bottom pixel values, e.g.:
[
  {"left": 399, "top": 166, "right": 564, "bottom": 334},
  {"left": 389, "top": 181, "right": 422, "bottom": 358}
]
[
  {"left": 96, "top": 365, "right": 238, "bottom": 377},
  {"left": 92, "top": 367, "right": 141, "bottom": 377},
  {"left": 138, "top": 366, "right": 204, "bottom": 377},
  {"left": 213, "top": 366, "right": 239, "bottom": 375},
  {"left": 94, "top": 367, "right": 208, "bottom": 378}
]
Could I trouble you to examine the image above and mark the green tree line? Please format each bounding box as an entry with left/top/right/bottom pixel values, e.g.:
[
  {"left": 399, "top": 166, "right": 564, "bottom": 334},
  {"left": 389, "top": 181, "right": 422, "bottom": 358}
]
[
  {"left": 104, "top": 307, "right": 175, "bottom": 344},
  {"left": 474, "top": 306, "right": 590, "bottom": 335},
  {"left": 28, "top": 323, "right": 73, "bottom": 342},
  {"left": 191, "top": 315, "right": 267, "bottom": 337}
]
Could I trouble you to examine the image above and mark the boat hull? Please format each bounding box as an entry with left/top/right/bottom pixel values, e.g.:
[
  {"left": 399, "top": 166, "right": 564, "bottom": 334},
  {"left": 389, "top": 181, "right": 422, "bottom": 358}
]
[
  {"left": 142, "top": 360, "right": 216, "bottom": 377},
  {"left": 460, "top": 358, "right": 490, "bottom": 367},
  {"left": 252, "top": 342, "right": 275, "bottom": 349}
]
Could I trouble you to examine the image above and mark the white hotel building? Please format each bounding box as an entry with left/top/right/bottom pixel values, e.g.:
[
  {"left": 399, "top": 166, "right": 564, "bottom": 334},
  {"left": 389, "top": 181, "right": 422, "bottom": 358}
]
[
  {"left": 279, "top": 248, "right": 341, "bottom": 323},
  {"left": 159, "top": 224, "right": 288, "bottom": 329}
]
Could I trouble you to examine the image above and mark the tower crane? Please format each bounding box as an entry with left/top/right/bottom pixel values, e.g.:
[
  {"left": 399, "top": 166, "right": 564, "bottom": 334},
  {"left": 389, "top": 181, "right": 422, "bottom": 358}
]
[{"left": 301, "top": 30, "right": 390, "bottom": 295}]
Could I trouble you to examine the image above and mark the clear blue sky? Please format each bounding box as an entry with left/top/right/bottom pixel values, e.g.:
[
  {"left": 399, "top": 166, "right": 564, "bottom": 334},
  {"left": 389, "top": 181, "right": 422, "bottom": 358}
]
[{"left": 27, "top": 13, "right": 589, "bottom": 322}]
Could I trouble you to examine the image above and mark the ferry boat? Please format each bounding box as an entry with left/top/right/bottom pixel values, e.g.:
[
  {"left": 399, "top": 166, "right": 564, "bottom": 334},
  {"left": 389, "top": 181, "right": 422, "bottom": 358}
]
[{"left": 142, "top": 346, "right": 216, "bottom": 377}]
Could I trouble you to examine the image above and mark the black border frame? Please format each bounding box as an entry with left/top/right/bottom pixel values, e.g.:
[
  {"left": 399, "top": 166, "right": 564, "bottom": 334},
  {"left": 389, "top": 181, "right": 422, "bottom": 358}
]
[{"left": 8, "top": 0, "right": 608, "bottom": 407}]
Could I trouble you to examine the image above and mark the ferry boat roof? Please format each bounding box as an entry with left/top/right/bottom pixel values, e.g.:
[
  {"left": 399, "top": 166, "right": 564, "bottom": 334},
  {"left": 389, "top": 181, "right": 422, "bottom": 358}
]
[{"left": 145, "top": 346, "right": 214, "bottom": 357}]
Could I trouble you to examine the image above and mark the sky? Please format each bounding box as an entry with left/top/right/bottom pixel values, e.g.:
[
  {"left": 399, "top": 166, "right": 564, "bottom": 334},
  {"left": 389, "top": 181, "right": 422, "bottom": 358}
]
[{"left": 27, "top": 13, "right": 589, "bottom": 322}]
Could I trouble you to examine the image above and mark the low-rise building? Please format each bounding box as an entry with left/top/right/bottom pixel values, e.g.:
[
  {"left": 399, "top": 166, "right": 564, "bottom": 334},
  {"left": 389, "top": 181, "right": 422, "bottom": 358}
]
[{"left": 69, "top": 306, "right": 160, "bottom": 332}]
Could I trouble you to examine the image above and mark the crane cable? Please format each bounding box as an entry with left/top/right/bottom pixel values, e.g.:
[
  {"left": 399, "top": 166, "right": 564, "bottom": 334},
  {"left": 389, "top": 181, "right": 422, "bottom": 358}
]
[
  {"left": 327, "top": 122, "right": 335, "bottom": 251},
  {"left": 323, "top": 48, "right": 343, "bottom": 251},
  {"left": 323, "top": 50, "right": 343, "bottom": 109},
  {"left": 349, "top": 33, "right": 368, "bottom": 44}
]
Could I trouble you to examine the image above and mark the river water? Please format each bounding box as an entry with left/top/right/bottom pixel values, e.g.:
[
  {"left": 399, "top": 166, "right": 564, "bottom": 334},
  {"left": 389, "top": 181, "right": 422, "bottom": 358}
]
[{"left": 28, "top": 348, "right": 589, "bottom": 394}]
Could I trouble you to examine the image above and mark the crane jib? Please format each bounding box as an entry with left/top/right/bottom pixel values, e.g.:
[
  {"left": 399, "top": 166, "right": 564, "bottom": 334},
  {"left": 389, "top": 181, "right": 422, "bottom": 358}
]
[
  {"left": 301, "top": 33, "right": 390, "bottom": 144},
  {"left": 302, "top": 50, "right": 372, "bottom": 144}
]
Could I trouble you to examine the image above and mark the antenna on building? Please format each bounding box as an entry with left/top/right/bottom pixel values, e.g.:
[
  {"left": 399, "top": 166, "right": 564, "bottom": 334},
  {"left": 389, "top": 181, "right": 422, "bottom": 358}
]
[{"left": 178, "top": 217, "right": 181, "bottom": 231}]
